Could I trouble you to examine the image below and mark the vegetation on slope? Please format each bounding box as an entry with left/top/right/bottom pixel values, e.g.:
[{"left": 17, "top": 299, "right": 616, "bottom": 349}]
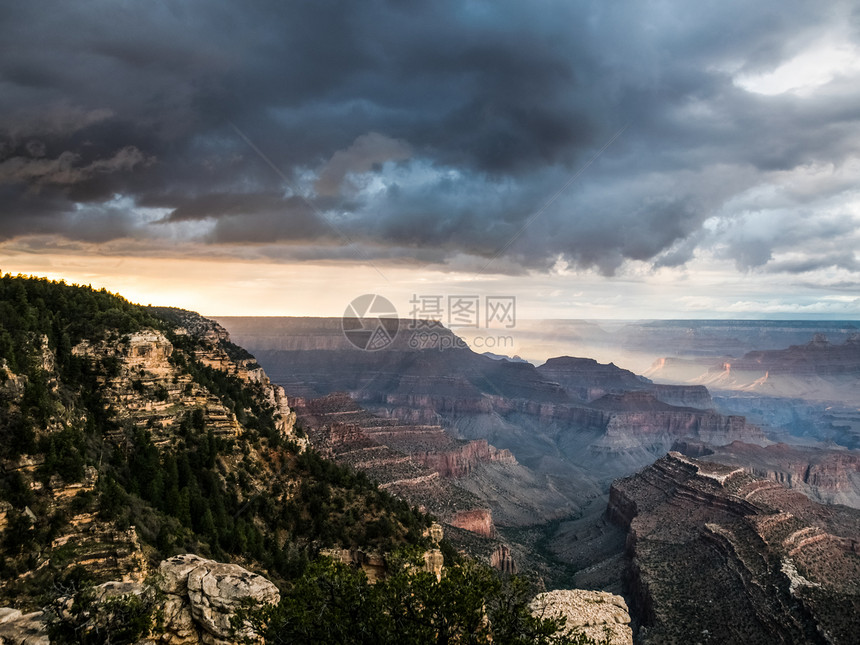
[
  {"left": 0, "top": 275, "right": 603, "bottom": 644},
  {"left": 0, "top": 275, "right": 428, "bottom": 597},
  {"left": 240, "top": 555, "right": 607, "bottom": 645}
]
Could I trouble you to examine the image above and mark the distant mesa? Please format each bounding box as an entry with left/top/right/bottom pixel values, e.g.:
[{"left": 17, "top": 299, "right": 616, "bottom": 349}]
[{"left": 646, "top": 333, "right": 860, "bottom": 404}]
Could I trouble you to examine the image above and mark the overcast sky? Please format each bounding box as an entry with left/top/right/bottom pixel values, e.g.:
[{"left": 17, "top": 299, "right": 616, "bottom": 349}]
[{"left": 2, "top": 0, "right": 860, "bottom": 318}]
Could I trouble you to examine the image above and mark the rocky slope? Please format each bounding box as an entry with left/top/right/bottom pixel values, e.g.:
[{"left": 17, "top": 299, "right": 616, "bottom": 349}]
[
  {"left": 607, "top": 452, "right": 860, "bottom": 643},
  {"left": 215, "top": 317, "right": 767, "bottom": 507},
  {"left": 674, "top": 440, "right": 860, "bottom": 509},
  {"left": 293, "top": 393, "right": 580, "bottom": 571},
  {"left": 0, "top": 277, "right": 434, "bottom": 630}
]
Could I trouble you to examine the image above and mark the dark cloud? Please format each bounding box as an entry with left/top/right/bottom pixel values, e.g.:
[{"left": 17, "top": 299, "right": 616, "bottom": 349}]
[
  {"left": 315, "top": 133, "right": 412, "bottom": 196},
  {"left": 1, "top": 0, "right": 859, "bottom": 276}
]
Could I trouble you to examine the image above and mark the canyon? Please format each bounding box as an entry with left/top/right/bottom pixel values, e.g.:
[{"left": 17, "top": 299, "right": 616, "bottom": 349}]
[
  {"left": 646, "top": 334, "right": 860, "bottom": 405},
  {"left": 292, "top": 392, "right": 577, "bottom": 568},
  {"left": 216, "top": 317, "right": 770, "bottom": 504},
  {"left": 3, "top": 277, "right": 859, "bottom": 643},
  {"left": 607, "top": 452, "right": 860, "bottom": 643}
]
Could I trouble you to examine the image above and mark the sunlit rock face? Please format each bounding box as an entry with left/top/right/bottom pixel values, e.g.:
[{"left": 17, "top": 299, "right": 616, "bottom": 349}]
[{"left": 530, "top": 589, "right": 632, "bottom": 645}]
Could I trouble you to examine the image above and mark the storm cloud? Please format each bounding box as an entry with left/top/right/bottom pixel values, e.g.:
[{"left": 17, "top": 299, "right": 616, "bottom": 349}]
[{"left": 2, "top": 0, "right": 860, "bottom": 276}]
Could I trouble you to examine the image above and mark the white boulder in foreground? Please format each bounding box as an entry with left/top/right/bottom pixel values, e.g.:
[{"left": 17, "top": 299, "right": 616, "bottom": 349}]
[{"left": 530, "top": 589, "right": 633, "bottom": 645}]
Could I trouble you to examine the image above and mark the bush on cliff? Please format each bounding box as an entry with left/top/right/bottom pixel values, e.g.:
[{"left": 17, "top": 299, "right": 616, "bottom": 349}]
[{"left": 237, "top": 556, "right": 608, "bottom": 645}]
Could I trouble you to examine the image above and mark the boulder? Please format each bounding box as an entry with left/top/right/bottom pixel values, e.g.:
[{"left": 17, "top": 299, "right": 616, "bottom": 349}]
[
  {"left": 159, "top": 594, "right": 198, "bottom": 645},
  {"left": 530, "top": 589, "right": 632, "bottom": 645},
  {"left": 156, "top": 555, "right": 280, "bottom": 644},
  {"left": 0, "top": 610, "right": 49, "bottom": 645},
  {"left": 157, "top": 554, "right": 210, "bottom": 595}
]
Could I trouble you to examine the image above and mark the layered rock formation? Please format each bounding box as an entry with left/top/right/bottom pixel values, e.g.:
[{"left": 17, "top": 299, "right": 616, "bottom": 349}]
[
  {"left": 537, "top": 356, "right": 713, "bottom": 408},
  {"left": 294, "top": 393, "right": 495, "bottom": 524},
  {"left": 215, "top": 317, "right": 767, "bottom": 512},
  {"left": 0, "top": 555, "right": 280, "bottom": 645},
  {"left": 674, "top": 440, "right": 860, "bottom": 509},
  {"left": 647, "top": 334, "right": 860, "bottom": 406},
  {"left": 530, "top": 589, "right": 632, "bottom": 645},
  {"left": 607, "top": 452, "right": 860, "bottom": 643},
  {"left": 294, "top": 393, "right": 576, "bottom": 529}
]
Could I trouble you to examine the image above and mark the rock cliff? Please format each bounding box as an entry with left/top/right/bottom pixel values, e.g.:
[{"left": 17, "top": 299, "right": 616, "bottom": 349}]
[
  {"left": 647, "top": 334, "right": 860, "bottom": 405},
  {"left": 673, "top": 440, "right": 860, "bottom": 509},
  {"left": 607, "top": 452, "right": 860, "bottom": 643}
]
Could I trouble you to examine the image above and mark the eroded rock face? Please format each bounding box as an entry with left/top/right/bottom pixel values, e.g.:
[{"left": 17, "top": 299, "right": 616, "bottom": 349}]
[
  {"left": 530, "top": 589, "right": 632, "bottom": 645},
  {"left": 157, "top": 554, "right": 280, "bottom": 645},
  {"left": 674, "top": 440, "right": 860, "bottom": 509},
  {"left": 607, "top": 452, "right": 860, "bottom": 644},
  {"left": 417, "top": 439, "right": 516, "bottom": 478},
  {"left": 489, "top": 544, "right": 516, "bottom": 574},
  {"left": 449, "top": 509, "right": 495, "bottom": 538},
  {"left": 0, "top": 609, "right": 49, "bottom": 645}
]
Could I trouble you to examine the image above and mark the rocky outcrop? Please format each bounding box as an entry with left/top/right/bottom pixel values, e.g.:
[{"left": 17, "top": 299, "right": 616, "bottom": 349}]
[
  {"left": 0, "top": 609, "right": 48, "bottom": 645},
  {"left": 72, "top": 321, "right": 300, "bottom": 446},
  {"left": 449, "top": 509, "right": 495, "bottom": 538},
  {"left": 673, "top": 440, "right": 860, "bottom": 508},
  {"left": 416, "top": 439, "right": 516, "bottom": 478},
  {"left": 156, "top": 554, "right": 280, "bottom": 644},
  {"left": 529, "top": 589, "right": 632, "bottom": 645},
  {"left": 0, "top": 555, "right": 279, "bottom": 645},
  {"left": 607, "top": 452, "right": 860, "bottom": 643},
  {"left": 320, "top": 522, "right": 447, "bottom": 583},
  {"left": 318, "top": 548, "right": 389, "bottom": 583},
  {"left": 320, "top": 548, "right": 445, "bottom": 583},
  {"left": 488, "top": 544, "right": 517, "bottom": 574},
  {"left": 423, "top": 549, "right": 445, "bottom": 580}
]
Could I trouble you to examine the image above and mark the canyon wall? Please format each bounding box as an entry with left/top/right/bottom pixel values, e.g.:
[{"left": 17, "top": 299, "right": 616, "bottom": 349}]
[{"left": 606, "top": 452, "right": 860, "bottom": 643}]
